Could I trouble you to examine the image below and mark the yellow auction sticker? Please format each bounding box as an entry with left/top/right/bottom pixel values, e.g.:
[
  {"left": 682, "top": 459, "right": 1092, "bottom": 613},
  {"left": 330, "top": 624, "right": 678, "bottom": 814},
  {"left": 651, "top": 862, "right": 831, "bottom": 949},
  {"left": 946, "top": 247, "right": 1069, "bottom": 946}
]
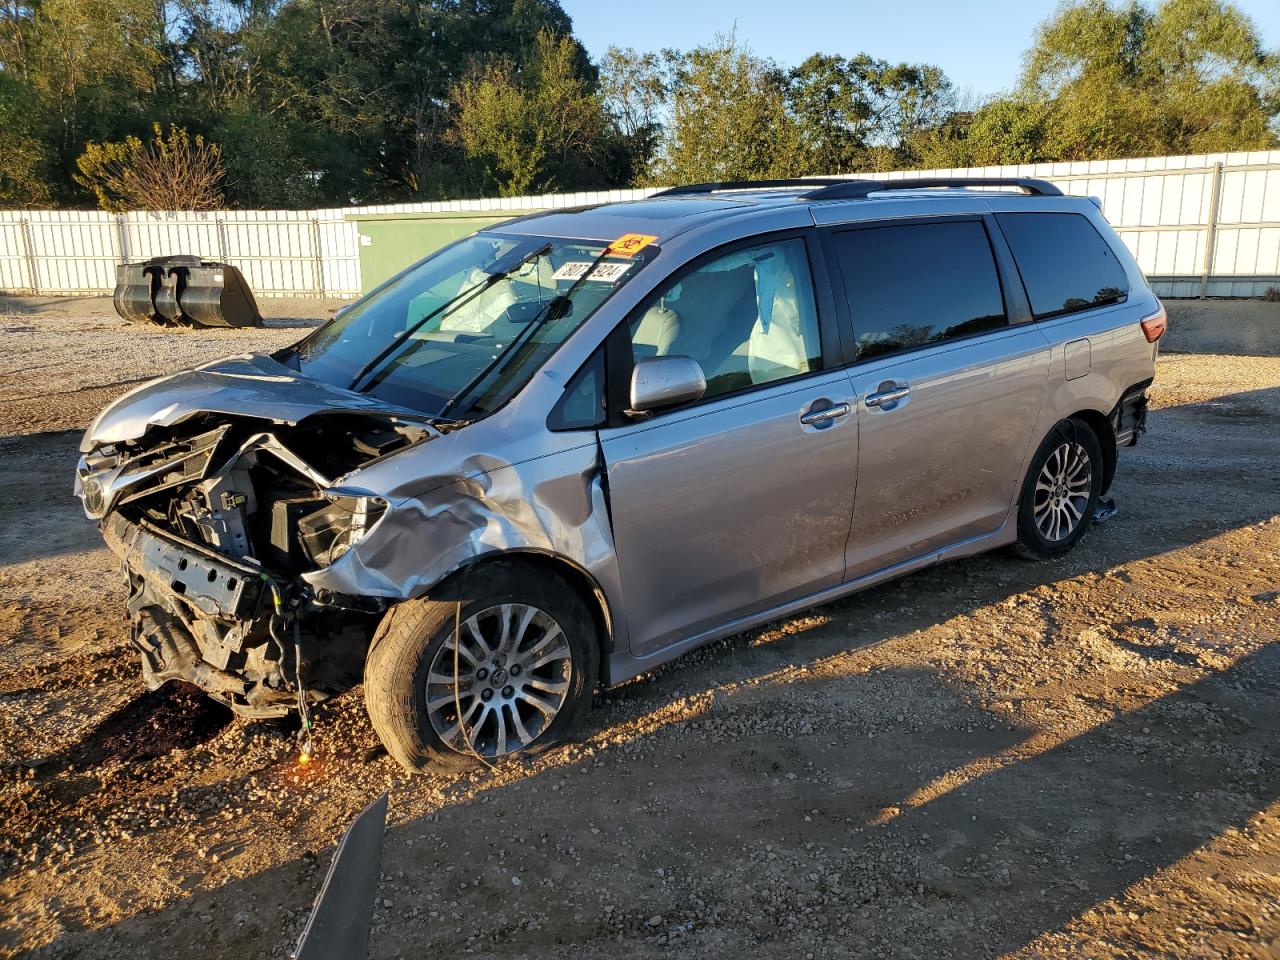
[{"left": 606, "top": 233, "right": 658, "bottom": 257}]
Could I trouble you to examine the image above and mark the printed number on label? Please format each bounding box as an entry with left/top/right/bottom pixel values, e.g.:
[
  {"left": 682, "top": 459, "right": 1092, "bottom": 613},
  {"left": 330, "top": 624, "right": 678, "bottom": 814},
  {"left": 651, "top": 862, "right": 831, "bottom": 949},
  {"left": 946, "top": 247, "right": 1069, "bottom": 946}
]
[{"left": 551, "top": 261, "right": 632, "bottom": 283}]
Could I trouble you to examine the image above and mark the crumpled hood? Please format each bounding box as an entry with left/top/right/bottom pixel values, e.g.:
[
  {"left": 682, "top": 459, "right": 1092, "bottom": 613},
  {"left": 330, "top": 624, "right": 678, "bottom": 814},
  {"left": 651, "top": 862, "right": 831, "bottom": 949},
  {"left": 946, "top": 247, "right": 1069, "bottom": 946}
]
[{"left": 82, "top": 353, "right": 434, "bottom": 452}]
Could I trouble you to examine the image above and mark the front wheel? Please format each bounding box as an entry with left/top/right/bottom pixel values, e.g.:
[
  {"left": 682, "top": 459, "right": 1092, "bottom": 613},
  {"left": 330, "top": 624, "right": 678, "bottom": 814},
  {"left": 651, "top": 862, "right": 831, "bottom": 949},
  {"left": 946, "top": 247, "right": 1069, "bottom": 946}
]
[
  {"left": 1014, "top": 419, "right": 1103, "bottom": 560},
  {"left": 364, "top": 562, "right": 599, "bottom": 772}
]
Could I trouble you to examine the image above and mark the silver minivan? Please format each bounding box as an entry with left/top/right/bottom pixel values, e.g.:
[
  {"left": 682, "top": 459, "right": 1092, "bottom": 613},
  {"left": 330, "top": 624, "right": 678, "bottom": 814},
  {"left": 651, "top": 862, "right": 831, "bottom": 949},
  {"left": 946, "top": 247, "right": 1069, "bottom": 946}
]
[{"left": 76, "top": 178, "right": 1165, "bottom": 771}]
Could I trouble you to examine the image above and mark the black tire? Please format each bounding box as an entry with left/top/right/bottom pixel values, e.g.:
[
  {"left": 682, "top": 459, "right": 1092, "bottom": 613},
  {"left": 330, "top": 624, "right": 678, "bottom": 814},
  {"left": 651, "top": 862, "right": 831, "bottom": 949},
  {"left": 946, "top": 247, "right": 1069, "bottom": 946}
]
[
  {"left": 1013, "top": 418, "right": 1103, "bottom": 560},
  {"left": 364, "top": 561, "right": 599, "bottom": 773}
]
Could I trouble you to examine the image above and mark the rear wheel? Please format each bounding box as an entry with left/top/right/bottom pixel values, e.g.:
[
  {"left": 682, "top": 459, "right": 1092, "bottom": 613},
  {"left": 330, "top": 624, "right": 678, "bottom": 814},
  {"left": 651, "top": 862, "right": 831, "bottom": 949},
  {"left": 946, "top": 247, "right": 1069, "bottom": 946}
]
[
  {"left": 1014, "top": 419, "right": 1103, "bottom": 560},
  {"left": 364, "top": 562, "right": 598, "bottom": 772}
]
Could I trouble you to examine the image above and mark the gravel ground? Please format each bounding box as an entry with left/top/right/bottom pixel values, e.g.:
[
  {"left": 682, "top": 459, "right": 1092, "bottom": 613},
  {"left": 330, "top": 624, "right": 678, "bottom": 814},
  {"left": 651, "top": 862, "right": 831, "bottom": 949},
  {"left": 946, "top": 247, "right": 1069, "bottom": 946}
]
[
  {"left": 0, "top": 296, "right": 338, "bottom": 437},
  {"left": 0, "top": 299, "right": 1278, "bottom": 959}
]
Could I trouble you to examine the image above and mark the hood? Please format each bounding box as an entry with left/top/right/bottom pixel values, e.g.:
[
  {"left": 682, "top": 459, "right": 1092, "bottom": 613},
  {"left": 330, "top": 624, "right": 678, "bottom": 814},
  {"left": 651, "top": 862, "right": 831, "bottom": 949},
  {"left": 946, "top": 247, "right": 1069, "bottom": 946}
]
[{"left": 82, "top": 353, "right": 436, "bottom": 452}]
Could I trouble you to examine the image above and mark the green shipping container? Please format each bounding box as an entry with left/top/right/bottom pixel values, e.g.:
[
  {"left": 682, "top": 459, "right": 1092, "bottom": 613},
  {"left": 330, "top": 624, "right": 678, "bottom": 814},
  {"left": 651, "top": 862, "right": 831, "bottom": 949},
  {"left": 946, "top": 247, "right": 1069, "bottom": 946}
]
[{"left": 346, "top": 210, "right": 542, "bottom": 294}]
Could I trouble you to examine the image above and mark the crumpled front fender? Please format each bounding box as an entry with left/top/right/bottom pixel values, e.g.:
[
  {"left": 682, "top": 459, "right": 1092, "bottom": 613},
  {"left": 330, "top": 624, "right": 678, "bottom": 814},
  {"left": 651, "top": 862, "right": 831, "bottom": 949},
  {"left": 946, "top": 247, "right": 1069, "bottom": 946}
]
[{"left": 302, "top": 443, "right": 619, "bottom": 611}]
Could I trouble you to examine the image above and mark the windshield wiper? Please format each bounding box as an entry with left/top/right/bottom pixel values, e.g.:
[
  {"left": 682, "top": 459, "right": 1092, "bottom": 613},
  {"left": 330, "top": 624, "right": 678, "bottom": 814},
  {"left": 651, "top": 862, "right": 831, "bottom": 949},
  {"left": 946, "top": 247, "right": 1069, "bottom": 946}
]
[
  {"left": 347, "top": 242, "right": 551, "bottom": 393},
  {"left": 439, "top": 243, "right": 618, "bottom": 420}
]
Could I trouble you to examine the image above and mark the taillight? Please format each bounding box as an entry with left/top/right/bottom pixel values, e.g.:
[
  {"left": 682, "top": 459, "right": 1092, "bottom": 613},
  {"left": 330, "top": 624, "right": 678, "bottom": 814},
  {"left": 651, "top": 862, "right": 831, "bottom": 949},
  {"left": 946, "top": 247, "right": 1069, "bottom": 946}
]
[{"left": 1140, "top": 305, "right": 1167, "bottom": 343}]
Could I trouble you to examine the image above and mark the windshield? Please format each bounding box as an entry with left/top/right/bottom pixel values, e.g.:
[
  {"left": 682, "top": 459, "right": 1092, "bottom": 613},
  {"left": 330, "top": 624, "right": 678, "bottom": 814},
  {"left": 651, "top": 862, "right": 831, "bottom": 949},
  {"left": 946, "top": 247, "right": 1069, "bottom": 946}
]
[{"left": 291, "top": 232, "right": 656, "bottom": 418}]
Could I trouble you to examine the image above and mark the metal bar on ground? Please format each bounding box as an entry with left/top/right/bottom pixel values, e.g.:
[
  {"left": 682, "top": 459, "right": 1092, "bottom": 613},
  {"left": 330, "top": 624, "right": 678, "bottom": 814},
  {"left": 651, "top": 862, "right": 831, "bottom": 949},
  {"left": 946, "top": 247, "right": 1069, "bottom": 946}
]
[{"left": 293, "top": 793, "right": 388, "bottom": 960}]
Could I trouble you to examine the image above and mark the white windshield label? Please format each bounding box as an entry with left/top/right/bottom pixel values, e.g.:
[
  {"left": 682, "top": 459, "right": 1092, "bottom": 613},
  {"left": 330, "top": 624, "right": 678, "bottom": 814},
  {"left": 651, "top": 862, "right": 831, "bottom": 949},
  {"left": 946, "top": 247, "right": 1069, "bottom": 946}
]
[{"left": 551, "top": 261, "right": 631, "bottom": 283}]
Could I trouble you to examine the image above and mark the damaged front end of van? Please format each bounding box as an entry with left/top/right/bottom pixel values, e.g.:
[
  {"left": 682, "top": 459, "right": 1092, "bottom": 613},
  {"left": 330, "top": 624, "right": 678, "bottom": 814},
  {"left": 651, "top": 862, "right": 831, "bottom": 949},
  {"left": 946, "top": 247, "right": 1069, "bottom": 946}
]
[
  {"left": 75, "top": 230, "right": 646, "bottom": 733},
  {"left": 75, "top": 354, "right": 440, "bottom": 717}
]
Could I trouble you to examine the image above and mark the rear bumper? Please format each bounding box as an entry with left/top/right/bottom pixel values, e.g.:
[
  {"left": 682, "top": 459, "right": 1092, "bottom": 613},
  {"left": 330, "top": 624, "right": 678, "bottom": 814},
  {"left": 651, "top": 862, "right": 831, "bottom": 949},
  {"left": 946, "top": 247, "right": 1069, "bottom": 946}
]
[{"left": 1111, "top": 378, "right": 1152, "bottom": 447}]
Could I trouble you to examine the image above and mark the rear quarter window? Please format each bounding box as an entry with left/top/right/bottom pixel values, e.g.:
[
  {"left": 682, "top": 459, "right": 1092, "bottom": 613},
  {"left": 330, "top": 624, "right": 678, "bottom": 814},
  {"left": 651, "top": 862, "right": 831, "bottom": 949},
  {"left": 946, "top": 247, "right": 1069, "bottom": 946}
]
[{"left": 996, "top": 212, "right": 1129, "bottom": 320}]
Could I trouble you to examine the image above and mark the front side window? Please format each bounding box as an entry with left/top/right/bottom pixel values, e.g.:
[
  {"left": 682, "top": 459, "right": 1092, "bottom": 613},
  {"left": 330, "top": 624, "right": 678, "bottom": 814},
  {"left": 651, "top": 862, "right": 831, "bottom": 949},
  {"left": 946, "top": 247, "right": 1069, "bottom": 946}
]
[
  {"left": 290, "top": 233, "right": 654, "bottom": 418},
  {"left": 628, "top": 238, "right": 822, "bottom": 401},
  {"left": 831, "top": 219, "right": 1008, "bottom": 362},
  {"left": 995, "top": 212, "right": 1129, "bottom": 319}
]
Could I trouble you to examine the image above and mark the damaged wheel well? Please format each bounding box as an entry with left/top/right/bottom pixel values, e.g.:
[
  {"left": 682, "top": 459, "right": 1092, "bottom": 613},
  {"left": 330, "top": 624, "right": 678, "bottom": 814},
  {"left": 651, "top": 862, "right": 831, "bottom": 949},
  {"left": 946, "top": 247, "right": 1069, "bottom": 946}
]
[
  {"left": 413, "top": 552, "right": 615, "bottom": 689},
  {"left": 1068, "top": 410, "right": 1117, "bottom": 494}
]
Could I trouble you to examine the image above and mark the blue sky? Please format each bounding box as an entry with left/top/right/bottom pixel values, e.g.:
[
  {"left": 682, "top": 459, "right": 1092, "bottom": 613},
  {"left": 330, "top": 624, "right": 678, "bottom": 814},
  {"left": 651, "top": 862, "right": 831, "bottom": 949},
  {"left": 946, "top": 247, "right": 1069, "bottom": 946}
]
[{"left": 559, "top": 0, "right": 1280, "bottom": 98}]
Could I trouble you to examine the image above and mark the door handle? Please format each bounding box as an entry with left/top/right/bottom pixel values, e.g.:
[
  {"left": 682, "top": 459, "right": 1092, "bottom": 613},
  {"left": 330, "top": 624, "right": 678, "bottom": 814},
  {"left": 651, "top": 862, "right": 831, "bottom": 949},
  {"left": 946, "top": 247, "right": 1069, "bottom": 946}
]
[
  {"left": 800, "top": 401, "right": 851, "bottom": 425},
  {"left": 864, "top": 385, "right": 910, "bottom": 408}
]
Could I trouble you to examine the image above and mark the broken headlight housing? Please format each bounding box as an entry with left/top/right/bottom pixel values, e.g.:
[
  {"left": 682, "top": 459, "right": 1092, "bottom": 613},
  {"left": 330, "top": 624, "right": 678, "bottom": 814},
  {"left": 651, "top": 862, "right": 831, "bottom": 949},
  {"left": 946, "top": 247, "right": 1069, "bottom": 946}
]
[
  {"left": 75, "top": 425, "right": 230, "bottom": 521},
  {"left": 74, "top": 447, "right": 123, "bottom": 520},
  {"left": 297, "top": 491, "right": 388, "bottom": 568}
]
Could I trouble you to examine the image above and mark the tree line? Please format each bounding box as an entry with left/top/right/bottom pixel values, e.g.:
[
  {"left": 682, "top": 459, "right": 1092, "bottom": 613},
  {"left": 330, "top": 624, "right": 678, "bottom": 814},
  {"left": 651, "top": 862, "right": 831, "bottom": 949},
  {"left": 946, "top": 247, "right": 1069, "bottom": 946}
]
[{"left": 0, "top": 0, "right": 1276, "bottom": 210}]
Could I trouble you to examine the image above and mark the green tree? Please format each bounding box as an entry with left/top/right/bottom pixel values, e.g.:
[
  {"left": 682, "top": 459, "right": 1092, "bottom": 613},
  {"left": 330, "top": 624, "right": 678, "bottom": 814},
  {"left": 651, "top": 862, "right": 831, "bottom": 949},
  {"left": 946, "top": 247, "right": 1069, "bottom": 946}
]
[
  {"left": 0, "top": 0, "right": 163, "bottom": 203},
  {"left": 1023, "top": 0, "right": 1277, "bottom": 158},
  {"left": 246, "top": 0, "right": 591, "bottom": 202},
  {"left": 786, "top": 54, "right": 876, "bottom": 174},
  {"left": 599, "top": 45, "right": 673, "bottom": 183},
  {"left": 653, "top": 34, "right": 804, "bottom": 184},
  {"left": 915, "top": 0, "right": 1277, "bottom": 168},
  {"left": 786, "top": 54, "right": 955, "bottom": 172},
  {"left": 1144, "top": 0, "right": 1278, "bottom": 150},
  {"left": 910, "top": 97, "right": 1052, "bottom": 168},
  {"left": 452, "top": 30, "right": 612, "bottom": 196},
  {"left": 0, "top": 74, "right": 51, "bottom": 206},
  {"left": 875, "top": 61, "right": 955, "bottom": 157}
]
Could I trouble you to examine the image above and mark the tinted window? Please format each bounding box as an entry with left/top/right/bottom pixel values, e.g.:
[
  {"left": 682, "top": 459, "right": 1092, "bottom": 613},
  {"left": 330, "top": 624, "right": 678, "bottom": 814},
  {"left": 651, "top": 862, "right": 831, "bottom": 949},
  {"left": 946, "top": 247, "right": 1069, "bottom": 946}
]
[
  {"left": 996, "top": 212, "right": 1128, "bottom": 319},
  {"left": 831, "top": 220, "right": 1007, "bottom": 361},
  {"left": 629, "top": 238, "right": 822, "bottom": 401}
]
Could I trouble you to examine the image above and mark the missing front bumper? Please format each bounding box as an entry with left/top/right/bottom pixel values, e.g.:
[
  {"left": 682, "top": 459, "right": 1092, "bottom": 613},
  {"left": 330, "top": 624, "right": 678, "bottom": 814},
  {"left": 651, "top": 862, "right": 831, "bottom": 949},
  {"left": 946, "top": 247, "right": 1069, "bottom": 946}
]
[
  {"left": 102, "top": 511, "right": 268, "bottom": 621},
  {"left": 103, "top": 513, "right": 300, "bottom": 717}
]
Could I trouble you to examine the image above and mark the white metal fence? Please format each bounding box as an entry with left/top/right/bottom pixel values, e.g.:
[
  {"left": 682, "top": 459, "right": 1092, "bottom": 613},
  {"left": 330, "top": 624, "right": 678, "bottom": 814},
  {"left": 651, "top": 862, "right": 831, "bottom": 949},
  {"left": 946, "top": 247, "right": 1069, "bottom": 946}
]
[{"left": 2, "top": 150, "right": 1279, "bottom": 299}]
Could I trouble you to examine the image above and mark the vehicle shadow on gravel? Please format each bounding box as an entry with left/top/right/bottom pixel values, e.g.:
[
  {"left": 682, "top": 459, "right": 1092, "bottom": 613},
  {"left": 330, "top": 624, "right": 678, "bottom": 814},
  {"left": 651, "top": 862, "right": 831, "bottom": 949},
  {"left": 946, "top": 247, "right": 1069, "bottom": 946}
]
[{"left": 13, "top": 643, "right": 1277, "bottom": 959}]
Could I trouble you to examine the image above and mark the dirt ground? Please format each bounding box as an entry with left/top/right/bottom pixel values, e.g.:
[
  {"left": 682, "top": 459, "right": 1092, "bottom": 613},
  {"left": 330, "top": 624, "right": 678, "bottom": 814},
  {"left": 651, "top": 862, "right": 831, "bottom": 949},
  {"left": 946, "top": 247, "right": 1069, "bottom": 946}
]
[{"left": 1, "top": 300, "right": 1278, "bottom": 959}]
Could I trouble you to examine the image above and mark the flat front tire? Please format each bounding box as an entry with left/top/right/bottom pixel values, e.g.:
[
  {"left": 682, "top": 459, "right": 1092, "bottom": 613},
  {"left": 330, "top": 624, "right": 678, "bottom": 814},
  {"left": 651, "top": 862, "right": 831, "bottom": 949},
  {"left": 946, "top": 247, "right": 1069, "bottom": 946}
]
[
  {"left": 364, "top": 562, "right": 598, "bottom": 773},
  {"left": 1014, "top": 419, "right": 1103, "bottom": 560}
]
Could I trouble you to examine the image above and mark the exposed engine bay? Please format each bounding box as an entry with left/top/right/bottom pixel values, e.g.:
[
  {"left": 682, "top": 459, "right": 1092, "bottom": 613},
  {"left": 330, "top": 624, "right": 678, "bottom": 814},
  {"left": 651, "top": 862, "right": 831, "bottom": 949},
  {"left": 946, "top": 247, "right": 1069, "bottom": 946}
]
[{"left": 76, "top": 411, "right": 431, "bottom": 717}]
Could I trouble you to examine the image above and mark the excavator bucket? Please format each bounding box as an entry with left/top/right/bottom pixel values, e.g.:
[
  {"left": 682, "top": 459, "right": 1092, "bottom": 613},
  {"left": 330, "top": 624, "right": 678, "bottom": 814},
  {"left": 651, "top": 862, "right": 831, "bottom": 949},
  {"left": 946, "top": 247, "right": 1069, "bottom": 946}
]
[
  {"left": 179, "top": 261, "right": 264, "bottom": 328},
  {"left": 111, "top": 255, "right": 263, "bottom": 328},
  {"left": 112, "top": 262, "right": 162, "bottom": 325}
]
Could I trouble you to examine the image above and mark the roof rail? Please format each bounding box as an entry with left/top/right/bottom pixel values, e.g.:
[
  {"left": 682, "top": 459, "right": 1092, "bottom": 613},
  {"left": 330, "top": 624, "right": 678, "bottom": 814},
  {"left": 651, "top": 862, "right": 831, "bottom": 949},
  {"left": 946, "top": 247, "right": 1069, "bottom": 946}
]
[
  {"left": 802, "top": 177, "right": 1063, "bottom": 201},
  {"left": 649, "top": 178, "right": 851, "bottom": 197}
]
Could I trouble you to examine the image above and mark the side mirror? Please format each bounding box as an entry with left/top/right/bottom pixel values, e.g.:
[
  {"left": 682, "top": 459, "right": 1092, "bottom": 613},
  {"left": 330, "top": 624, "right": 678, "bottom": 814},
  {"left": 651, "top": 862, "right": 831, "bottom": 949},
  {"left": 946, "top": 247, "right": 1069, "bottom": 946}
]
[{"left": 628, "top": 355, "right": 707, "bottom": 414}]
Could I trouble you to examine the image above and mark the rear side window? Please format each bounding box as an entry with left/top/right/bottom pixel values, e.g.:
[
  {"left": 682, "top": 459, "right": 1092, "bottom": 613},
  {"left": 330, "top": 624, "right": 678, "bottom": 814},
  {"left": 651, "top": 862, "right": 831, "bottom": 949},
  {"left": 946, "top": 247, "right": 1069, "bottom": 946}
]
[
  {"left": 996, "top": 213, "right": 1128, "bottom": 319},
  {"left": 830, "top": 220, "right": 1007, "bottom": 361}
]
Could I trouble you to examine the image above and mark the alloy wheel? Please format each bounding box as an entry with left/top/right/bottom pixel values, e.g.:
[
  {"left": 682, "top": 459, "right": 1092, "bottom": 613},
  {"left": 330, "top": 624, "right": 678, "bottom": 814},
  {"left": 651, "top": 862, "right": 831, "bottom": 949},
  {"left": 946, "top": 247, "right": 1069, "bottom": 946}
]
[
  {"left": 1032, "top": 441, "right": 1092, "bottom": 542},
  {"left": 425, "top": 603, "right": 572, "bottom": 758}
]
